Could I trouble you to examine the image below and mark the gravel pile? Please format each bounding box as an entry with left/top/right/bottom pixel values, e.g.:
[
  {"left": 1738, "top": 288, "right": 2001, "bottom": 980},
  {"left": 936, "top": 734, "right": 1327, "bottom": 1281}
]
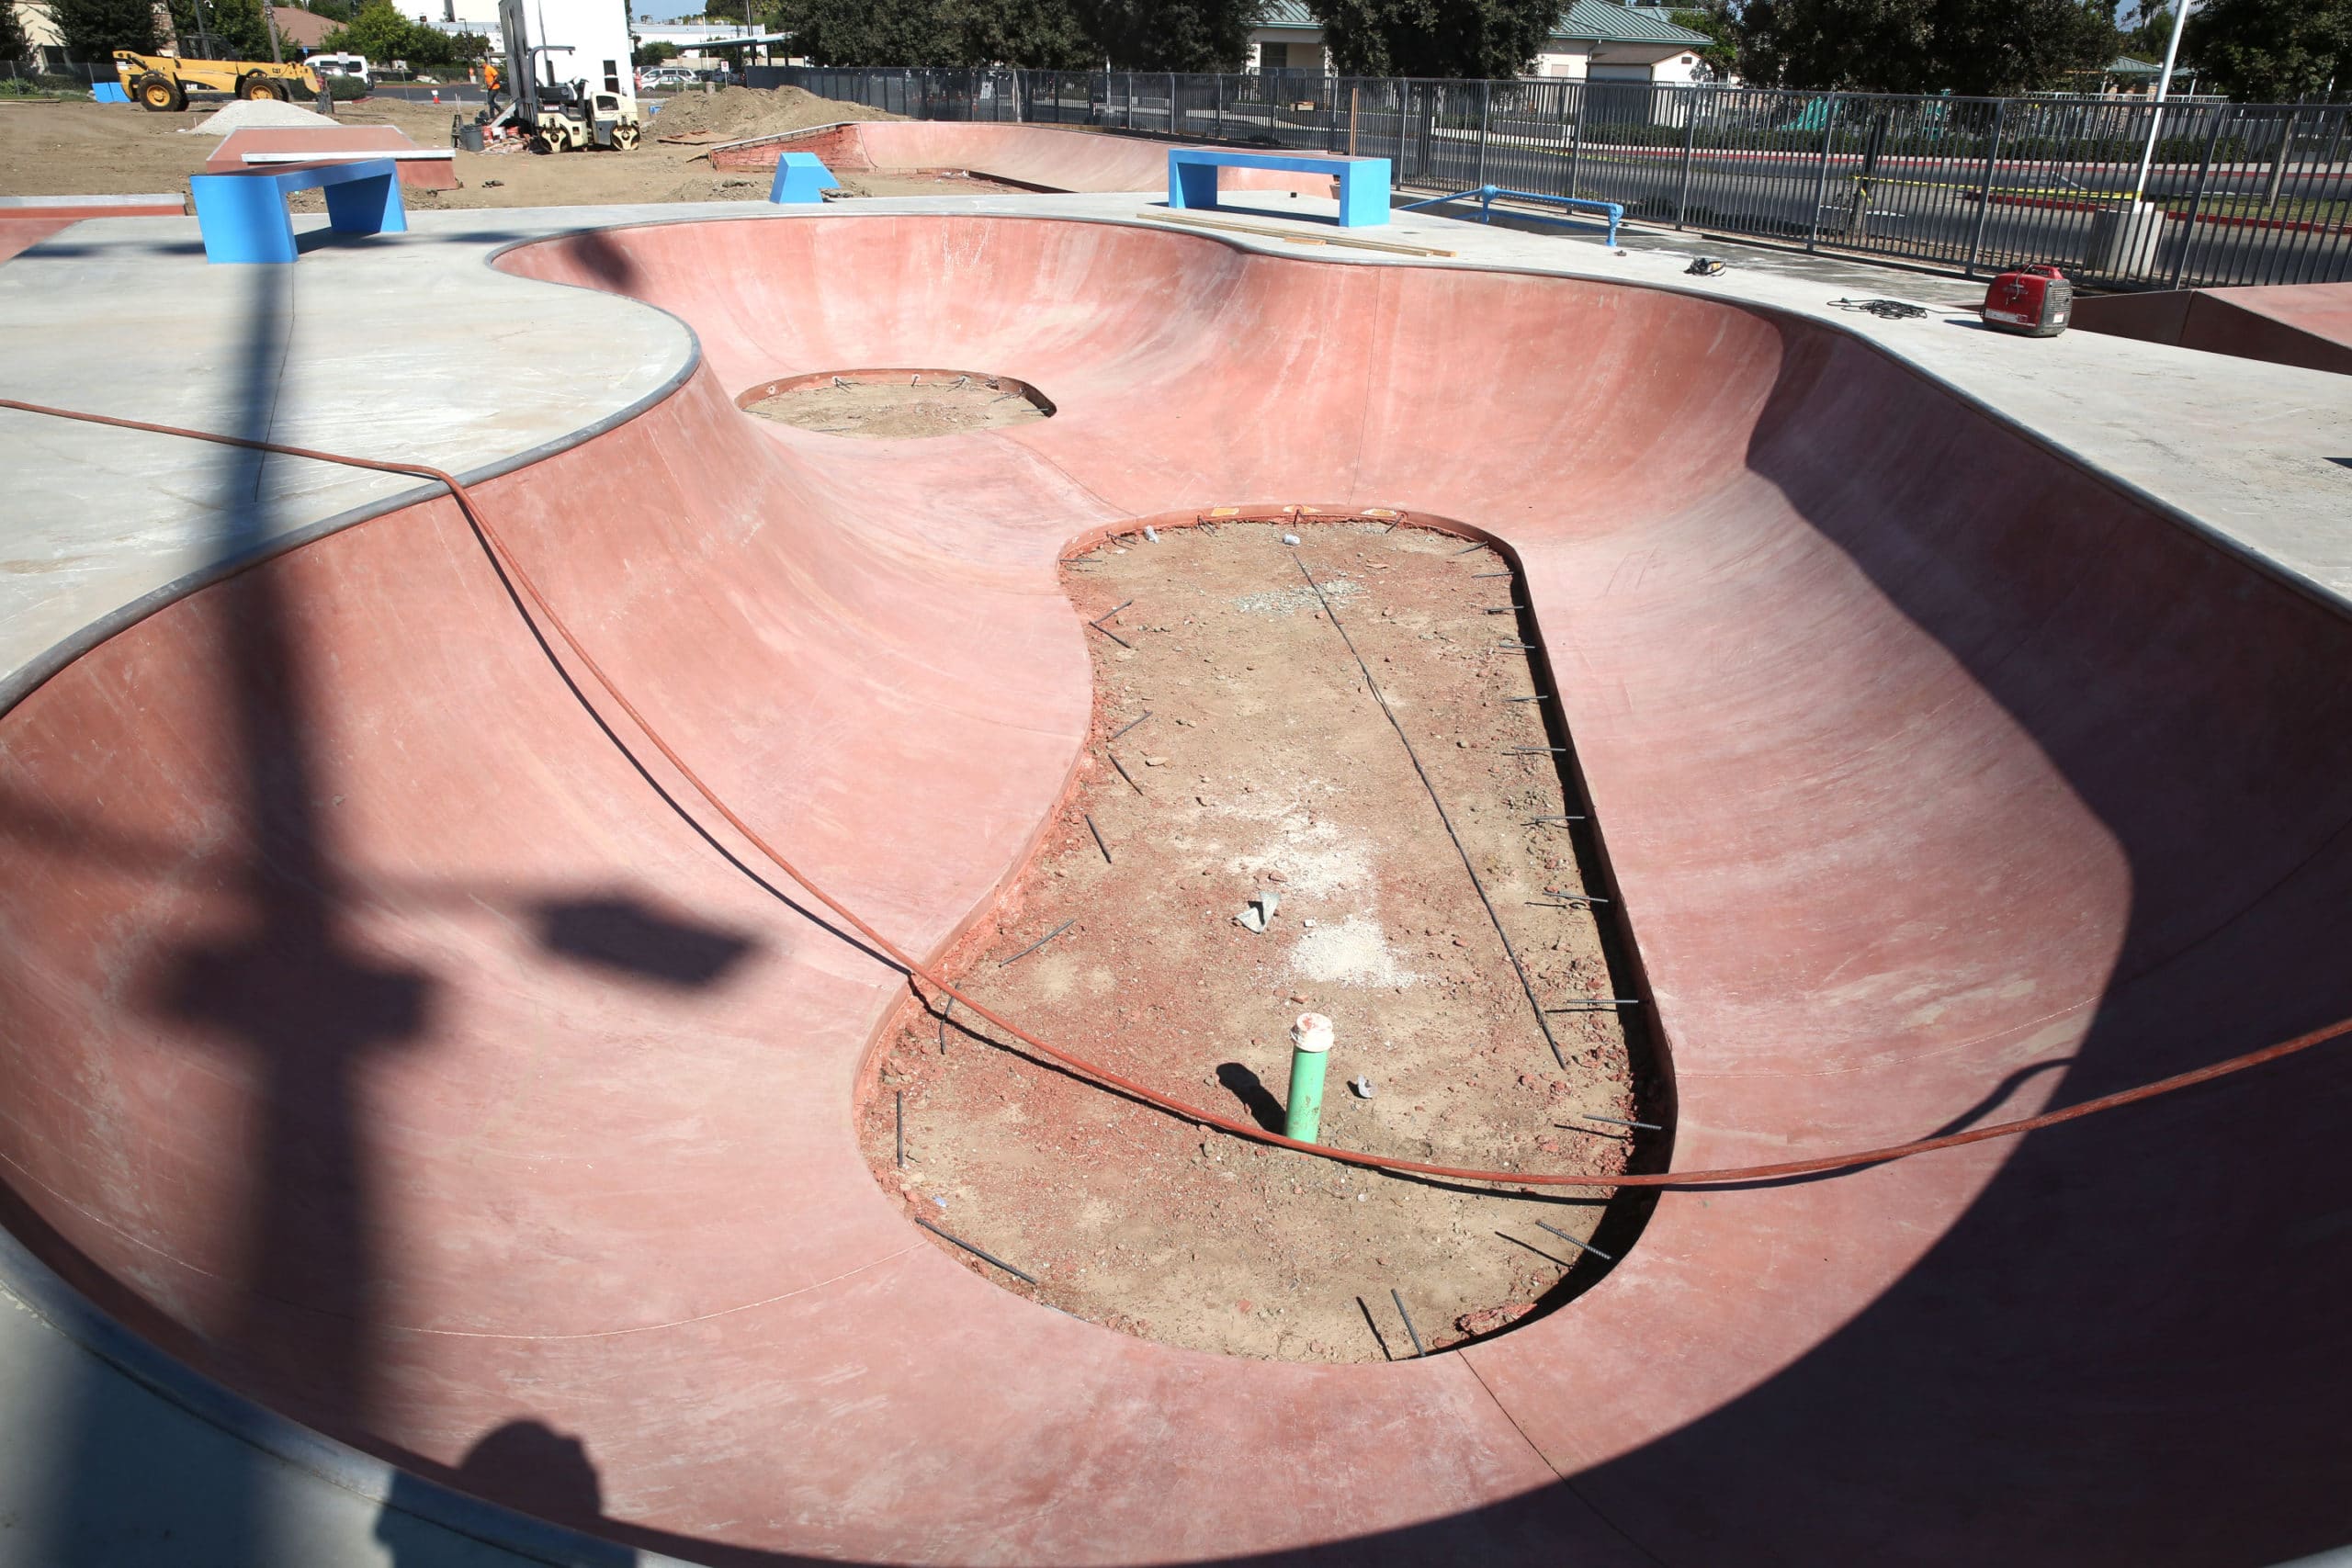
[{"left": 180, "top": 100, "right": 340, "bottom": 135}]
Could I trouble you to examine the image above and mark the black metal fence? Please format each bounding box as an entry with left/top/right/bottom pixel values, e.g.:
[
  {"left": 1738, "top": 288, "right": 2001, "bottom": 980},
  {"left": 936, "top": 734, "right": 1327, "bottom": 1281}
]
[
  {"left": 750, "top": 64, "right": 2352, "bottom": 290},
  {"left": 2, "top": 57, "right": 120, "bottom": 90}
]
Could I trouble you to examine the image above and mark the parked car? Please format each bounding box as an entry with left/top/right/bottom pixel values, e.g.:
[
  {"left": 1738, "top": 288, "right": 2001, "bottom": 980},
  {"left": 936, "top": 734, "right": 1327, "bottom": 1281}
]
[
  {"left": 307, "top": 51, "right": 370, "bottom": 86},
  {"left": 639, "top": 64, "right": 696, "bottom": 90}
]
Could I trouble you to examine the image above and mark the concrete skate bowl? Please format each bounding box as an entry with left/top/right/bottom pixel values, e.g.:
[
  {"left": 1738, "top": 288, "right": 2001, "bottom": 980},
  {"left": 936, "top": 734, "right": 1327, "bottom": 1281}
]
[
  {"left": 710, "top": 118, "right": 1346, "bottom": 197},
  {"left": 3, "top": 210, "right": 2351, "bottom": 1566}
]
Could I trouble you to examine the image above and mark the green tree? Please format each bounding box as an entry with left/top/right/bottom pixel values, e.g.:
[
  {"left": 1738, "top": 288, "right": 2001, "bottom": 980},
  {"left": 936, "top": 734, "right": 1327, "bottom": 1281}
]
[
  {"left": 1307, "top": 0, "right": 1557, "bottom": 78},
  {"left": 53, "top": 0, "right": 159, "bottom": 58},
  {"left": 946, "top": 0, "right": 1091, "bottom": 66},
  {"left": 1930, "top": 0, "right": 2117, "bottom": 94},
  {"left": 168, "top": 0, "right": 275, "bottom": 59},
  {"left": 632, "top": 37, "right": 678, "bottom": 66},
  {"left": 774, "top": 0, "right": 1104, "bottom": 66},
  {"left": 1071, "top": 0, "right": 1259, "bottom": 69},
  {"left": 1737, "top": 0, "right": 1930, "bottom": 90},
  {"left": 320, "top": 0, "right": 453, "bottom": 62},
  {"left": 1668, "top": 0, "right": 1740, "bottom": 78},
  {"left": 2, "top": 0, "right": 35, "bottom": 66},
  {"left": 773, "top": 0, "right": 963, "bottom": 64},
  {"left": 302, "top": 0, "right": 354, "bottom": 20},
  {"left": 2118, "top": 0, "right": 2172, "bottom": 58},
  {"left": 1738, "top": 0, "right": 2113, "bottom": 93},
  {"left": 2184, "top": 0, "right": 2349, "bottom": 99}
]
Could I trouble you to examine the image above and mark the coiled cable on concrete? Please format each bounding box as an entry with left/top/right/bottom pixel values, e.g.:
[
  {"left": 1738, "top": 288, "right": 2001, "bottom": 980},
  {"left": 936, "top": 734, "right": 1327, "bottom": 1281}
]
[{"left": 6, "top": 394, "right": 2346, "bottom": 1190}]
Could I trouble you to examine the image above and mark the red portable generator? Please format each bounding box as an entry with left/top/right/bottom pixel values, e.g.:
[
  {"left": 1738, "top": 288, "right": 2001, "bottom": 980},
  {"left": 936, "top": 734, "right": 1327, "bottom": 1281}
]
[{"left": 1981, "top": 265, "right": 2073, "bottom": 337}]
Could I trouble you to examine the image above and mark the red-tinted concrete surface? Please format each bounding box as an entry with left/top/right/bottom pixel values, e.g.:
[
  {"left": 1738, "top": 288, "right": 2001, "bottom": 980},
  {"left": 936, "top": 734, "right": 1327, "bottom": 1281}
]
[
  {"left": 4, "top": 214, "right": 2350, "bottom": 1565},
  {"left": 0, "top": 199, "right": 185, "bottom": 263},
  {"left": 0, "top": 217, "right": 85, "bottom": 263},
  {"left": 712, "top": 119, "right": 1340, "bottom": 198},
  {"left": 2074, "top": 279, "right": 2352, "bottom": 375},
  {"left": 207, "top": 126, "right": 460, "bottom": 190}
]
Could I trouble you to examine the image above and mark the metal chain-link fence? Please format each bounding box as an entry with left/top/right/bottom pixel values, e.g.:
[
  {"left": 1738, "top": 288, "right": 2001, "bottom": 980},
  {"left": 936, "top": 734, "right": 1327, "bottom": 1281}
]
[
  {"left": 747, "top": 63, "right": 2352, "bottom": 289},
  {"left": 3, "top": 57, "right": 120, "bottom": 91}
]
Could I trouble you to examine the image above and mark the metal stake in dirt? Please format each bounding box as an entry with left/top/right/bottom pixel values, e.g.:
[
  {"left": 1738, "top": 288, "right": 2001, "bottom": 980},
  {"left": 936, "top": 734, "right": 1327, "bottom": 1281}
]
[
  {"left": 1285, "top": 1011, "right": 1334, "bottom": 1142},
  {"left": 1391, "top": 1288, "right": 1425, "bottom": 1357}
]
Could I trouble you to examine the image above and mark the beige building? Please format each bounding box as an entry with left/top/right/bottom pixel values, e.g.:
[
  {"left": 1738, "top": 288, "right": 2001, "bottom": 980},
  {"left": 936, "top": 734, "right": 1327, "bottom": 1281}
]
[
  {"left": 1247, "top": 0, "right": 1715, "bottom": 84},
  {"left": 10, "top": 0, "right": 64, "bottom": 63}
]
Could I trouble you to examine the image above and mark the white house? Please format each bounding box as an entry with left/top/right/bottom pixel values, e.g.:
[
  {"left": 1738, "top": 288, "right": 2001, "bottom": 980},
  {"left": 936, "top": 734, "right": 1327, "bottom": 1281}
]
[
  {"left": 1247, "top": 0, "right": 1715, "bottom": 84},
  {"left": 496, "top": 0, "right": 633, "bottom": 96}
]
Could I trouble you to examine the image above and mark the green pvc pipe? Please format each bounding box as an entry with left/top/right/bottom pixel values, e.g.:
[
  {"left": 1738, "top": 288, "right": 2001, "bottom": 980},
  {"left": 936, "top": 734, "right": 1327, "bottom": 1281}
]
[{"left": 1285, "top": 1012, "right": 1333, "bottom": 1143}]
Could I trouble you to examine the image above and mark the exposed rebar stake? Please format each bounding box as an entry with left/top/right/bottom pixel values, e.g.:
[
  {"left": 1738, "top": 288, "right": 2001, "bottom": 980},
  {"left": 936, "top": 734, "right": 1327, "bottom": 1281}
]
[
  {"left": 1579, "top": 1112, "right": 1662, "bottom": 1132},
  {"left": 1391, "top": 1289, "right": 1425, "bottom": 1357},
  {"left": 999, "top": 919, "right": 1073, "bottom": 967},
  {"left": 1536, "top": 1218, "right": 1614, "bottom": 1261},
  {"left": 916, "top": 1217, "right": 1038, "bottom": 1284}
]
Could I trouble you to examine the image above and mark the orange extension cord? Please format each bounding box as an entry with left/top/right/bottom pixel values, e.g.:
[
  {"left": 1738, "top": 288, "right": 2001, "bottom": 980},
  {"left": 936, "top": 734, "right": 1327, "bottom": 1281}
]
[{"left": 7, "top": 393, "right": 2346, "bottom": 1190}]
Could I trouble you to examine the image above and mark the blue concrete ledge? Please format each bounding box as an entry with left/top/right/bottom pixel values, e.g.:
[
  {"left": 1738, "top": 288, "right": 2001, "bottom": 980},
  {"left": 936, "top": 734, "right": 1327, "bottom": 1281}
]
[{"left": 1168, "top": 148, "right": 1392, "bottom": 228}]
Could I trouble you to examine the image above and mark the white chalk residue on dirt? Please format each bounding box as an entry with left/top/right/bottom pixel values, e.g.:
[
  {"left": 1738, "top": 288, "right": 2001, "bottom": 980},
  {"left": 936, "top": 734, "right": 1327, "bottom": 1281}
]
[
  {"left": 1232, "top": 578, "right": 1358, "bottom": 615},
  {"left": 1216, "top": 795, "right": 1370, "bottom": 900},
  {"left": 1287, "top": 915, "right": 1420, "bottom": 987}
]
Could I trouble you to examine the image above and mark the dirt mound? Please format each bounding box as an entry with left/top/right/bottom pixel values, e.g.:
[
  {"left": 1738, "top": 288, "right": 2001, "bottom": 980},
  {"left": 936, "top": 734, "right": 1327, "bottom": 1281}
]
[{"left": 650, "top": 85, "right": 898, "bottom": 143}]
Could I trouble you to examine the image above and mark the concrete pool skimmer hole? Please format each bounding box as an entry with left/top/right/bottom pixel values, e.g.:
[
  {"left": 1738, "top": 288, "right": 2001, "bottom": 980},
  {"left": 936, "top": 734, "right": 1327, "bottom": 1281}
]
[{"left": 859, "top": 512, "right": 1668, "bottom": 1362}]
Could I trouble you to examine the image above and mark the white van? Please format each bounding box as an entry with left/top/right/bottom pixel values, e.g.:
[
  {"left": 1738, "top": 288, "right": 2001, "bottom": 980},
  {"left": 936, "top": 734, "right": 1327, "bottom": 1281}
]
[{"left": 308, "top": 52, "right": 371, "bottom": 85}]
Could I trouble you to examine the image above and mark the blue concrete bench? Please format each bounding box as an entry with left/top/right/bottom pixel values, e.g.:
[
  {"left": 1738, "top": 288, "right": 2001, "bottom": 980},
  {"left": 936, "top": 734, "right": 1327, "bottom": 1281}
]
[
  {"left": 188, "top": 157, "right": 406, "bottom": 265},
  {"left": 1167, "top": 148, "right": 1391, "bottom": 229},
  {"left": 768, "top": 151, "right": 841, "bottom": 206}
]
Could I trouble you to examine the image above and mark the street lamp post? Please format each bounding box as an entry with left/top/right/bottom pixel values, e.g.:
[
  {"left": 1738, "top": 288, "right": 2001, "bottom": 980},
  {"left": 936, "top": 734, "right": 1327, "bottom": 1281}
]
[{"left": 2131, "top": 0, "right": 2195, "bottom": 201}]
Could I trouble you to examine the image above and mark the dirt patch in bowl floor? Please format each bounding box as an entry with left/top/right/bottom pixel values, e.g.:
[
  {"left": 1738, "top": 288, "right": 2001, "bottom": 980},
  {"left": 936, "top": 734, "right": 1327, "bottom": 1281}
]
[
  {"left": 859, "top": 516, "right": 1666, "bottom": 1361},
  {"left": 744, "top": 375, "right": 1049, "bottom": 438}
]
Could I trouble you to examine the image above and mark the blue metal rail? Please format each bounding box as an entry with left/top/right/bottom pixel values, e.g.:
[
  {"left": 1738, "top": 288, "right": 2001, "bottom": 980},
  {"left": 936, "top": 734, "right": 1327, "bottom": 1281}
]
[{"left": 1396, "top": 185, "right": 1623, "bottom": 247}]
